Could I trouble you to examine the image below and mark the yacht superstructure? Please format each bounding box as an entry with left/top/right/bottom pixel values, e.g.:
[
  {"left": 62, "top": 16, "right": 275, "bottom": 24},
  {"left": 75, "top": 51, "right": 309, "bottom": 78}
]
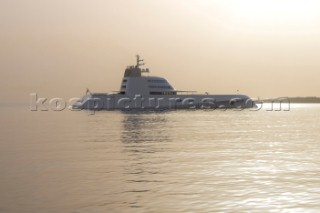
[{"left": 72, "top": 55, "right": 255, "bottom": 110}]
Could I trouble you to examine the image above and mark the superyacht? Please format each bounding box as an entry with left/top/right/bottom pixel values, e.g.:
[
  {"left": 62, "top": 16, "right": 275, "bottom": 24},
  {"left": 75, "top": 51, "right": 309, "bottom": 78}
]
[{"left": 72, "top": 55, "right": 255, "bottom": 110}]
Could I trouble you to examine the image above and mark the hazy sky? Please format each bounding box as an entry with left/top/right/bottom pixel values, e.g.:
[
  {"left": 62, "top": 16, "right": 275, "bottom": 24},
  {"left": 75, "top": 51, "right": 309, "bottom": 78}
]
[{"left": 1, "top": 0, "right": 320, "bottom": 103}]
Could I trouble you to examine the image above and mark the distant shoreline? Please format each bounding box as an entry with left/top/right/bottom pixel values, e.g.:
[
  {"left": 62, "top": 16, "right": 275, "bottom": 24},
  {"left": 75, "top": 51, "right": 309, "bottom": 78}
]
[{"left": 262, "top": 97, "right": 320, "bottom": 104}]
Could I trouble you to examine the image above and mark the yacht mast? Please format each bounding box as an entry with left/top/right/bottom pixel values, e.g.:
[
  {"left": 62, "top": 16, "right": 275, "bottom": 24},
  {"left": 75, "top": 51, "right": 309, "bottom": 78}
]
[{"left": 136, "top": 55, "right": 145, "bottom": 68}]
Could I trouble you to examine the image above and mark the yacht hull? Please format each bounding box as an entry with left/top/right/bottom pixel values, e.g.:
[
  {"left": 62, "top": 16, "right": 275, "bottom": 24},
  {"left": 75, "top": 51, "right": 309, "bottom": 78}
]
[{"left": 72, "top": 94, "right": 256, "bottom": 111}]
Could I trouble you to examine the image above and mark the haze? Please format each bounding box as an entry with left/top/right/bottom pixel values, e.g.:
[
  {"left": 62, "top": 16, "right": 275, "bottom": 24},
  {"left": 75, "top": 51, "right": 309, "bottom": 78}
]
[{"left": 1, "top": 0, "right": 320, "bottom": 103}]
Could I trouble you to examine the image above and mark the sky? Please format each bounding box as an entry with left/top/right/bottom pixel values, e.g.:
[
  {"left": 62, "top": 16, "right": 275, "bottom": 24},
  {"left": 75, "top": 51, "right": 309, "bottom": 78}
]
[{"left": 1, "top": 0, "right": 320, "bottom": 103}]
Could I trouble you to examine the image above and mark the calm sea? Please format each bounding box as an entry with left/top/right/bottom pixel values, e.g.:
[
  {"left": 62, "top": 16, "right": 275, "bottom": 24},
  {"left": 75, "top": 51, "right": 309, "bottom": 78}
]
[{"left": 1, "top": 104, "right": 320, "bottom": 213}]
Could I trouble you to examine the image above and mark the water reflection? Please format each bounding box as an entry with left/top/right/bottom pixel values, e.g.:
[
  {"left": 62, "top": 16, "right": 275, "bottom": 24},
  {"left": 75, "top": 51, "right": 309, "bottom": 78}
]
[
  {"left": 119, "top": 112, "right": 173, "bottom": 210},
  {"left": 120, "top": 111, "right": 171, "bottom": 173},
  {"left": 121, "top": 111, "right": 171, "bottom": 145}
]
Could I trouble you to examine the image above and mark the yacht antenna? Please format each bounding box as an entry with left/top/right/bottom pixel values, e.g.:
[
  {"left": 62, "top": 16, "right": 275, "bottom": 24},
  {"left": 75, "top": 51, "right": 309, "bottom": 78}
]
[{"left": 136, "top": 54, "right": 145, "bottom": 68}]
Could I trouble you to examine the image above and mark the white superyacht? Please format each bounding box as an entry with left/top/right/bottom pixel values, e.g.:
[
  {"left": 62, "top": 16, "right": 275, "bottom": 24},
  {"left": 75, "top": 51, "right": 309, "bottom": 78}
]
[{"left": 73, "top": 55, "right": 256, "bottom": 110}]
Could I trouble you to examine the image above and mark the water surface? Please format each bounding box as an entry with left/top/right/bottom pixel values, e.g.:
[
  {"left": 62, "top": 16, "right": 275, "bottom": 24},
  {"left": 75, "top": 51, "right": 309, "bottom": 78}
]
[{"left": 1, "top": 105, "right": 320, "bottom": 212}]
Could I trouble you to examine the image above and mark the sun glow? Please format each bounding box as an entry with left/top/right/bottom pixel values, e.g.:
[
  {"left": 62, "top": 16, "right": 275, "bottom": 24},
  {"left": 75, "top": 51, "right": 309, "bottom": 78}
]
[
  {"left": 229, "top": 0, "right": 320, "bottom": 31},
  {"left": 184, "top": 0, "right": 320, "bottom": 33}
]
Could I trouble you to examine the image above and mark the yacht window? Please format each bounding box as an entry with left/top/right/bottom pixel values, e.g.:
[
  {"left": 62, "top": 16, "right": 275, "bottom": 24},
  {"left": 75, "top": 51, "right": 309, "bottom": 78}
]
[
  {"left": 150, "top": 92, "right": 162, "bottom": 95},
  {"left": 147, "top": 80, "right": 167, "bottom": 83},
  {"left": 150, "top": 91, "right": 177, "bottom": 95},
  {"left": 148, "top": 85, "right": 172, "bottom": 89}
]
